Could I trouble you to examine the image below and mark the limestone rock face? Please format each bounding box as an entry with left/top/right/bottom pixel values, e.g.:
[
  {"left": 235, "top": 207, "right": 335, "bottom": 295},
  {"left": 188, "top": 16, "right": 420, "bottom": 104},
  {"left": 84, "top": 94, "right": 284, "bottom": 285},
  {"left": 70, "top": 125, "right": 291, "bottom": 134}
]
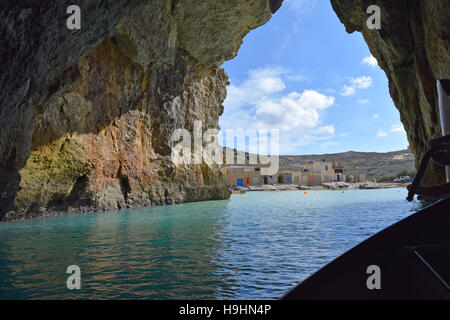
[
  {"left": 1, "top": 0, "right": 280, "bottom": 220},
  {"left": 331, "top": 0, "right": 450, "bottom": 184}
]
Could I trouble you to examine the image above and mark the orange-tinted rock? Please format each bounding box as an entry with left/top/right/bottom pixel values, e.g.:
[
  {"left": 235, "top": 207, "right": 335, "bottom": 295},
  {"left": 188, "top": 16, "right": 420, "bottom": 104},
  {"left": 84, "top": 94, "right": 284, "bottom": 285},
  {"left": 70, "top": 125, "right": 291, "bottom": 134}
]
[{"left": 2, "top": 0, "right": 279, "bottom": 220}]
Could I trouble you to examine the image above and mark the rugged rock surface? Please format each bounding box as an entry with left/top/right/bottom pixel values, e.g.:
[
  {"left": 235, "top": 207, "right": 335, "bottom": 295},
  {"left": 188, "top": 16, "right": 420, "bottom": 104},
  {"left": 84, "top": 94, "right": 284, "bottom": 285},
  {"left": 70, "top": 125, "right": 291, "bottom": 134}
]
[
  {"left": 1, "top": 0, "right": 281, "bottom": 220},
  {"left": 331, "top": 0, "right": 450, "bottom": 185},
  {"left": 3, "top": 0, "right": 447, "bottom": 220}
]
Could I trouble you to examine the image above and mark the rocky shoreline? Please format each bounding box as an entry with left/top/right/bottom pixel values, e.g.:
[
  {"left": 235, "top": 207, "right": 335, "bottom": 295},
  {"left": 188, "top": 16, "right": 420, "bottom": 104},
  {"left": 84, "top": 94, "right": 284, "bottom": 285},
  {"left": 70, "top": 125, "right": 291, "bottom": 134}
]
[{"left": 2, "top": 183, "right": 409, "bottom": 223}]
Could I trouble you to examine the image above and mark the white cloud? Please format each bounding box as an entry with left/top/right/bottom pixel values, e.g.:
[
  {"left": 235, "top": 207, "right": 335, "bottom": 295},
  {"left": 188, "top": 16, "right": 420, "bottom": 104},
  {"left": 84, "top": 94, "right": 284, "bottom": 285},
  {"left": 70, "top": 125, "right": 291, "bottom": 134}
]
[
  {"left": 316, "top": 125, "right": 336, "bottom": 135},
  {"left": 341, "top": 85, "right": 356, "bottom": 96},
  {"left": 255, "top": 90, "right": 335, "bottom": 131},
  {"left": 246, "top": 67, "right": 287, "bottom": 94},
  {"left": 224, "top": 67, "right": 286, "bottom": 112},
  {"left": 340, "top": 76, "right": 373, "bottom": 97},
  {"left": 362, "top": 55, "right": 378, "bottom": 67},
  {"left": 391, "top": 124, "right": 405, "bottom": 132},
  {"left": 258, "top": 77, "right": 285, "bottom": 93},
  {"left": 373, "top": 114, "right": 380, "bottom": 118},
  {"left": 377, "top": 130, "right": 388, "bottom": 137},
  {"left": 358, "top": 99, "right": 370, "bottom": 104},
  {"left": 351, "top": 76, "right": 373, "bottom": 89},
  {"left": 220, "top": 66, "right": 336, "bottom": 153}
]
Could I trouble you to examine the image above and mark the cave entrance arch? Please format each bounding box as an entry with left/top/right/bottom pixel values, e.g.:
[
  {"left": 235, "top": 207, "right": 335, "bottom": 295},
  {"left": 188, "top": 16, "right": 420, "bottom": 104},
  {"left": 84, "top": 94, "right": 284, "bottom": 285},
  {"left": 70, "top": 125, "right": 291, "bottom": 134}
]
[{"left": 220, "top": 0, "right": 414, "bottom": 186}]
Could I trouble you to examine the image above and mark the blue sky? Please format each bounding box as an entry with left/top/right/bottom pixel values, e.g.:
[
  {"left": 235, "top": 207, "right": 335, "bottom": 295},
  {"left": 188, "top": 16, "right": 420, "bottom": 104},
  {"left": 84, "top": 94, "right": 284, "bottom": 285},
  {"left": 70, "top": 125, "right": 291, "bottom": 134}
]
[{"left": 219, "top": 0, "right": 409, "bottom": 155}]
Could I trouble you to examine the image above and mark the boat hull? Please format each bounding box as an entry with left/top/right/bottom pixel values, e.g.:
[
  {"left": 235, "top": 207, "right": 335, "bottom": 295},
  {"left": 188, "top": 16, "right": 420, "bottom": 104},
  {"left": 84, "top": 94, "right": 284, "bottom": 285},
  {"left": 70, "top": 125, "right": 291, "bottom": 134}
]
[{"left": 282, "top": 198, "right": 450, "bottom": 300}]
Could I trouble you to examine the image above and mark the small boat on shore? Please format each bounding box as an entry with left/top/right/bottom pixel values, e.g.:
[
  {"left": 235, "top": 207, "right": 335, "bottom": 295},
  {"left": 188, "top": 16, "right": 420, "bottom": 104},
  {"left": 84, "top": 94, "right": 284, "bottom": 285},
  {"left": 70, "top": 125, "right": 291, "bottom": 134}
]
[
  {"left": 359, "top": 183, "right": 377, "bottom": 189},
  {"left": 323, "top": 182, "right": 352, "bottom": 190}
]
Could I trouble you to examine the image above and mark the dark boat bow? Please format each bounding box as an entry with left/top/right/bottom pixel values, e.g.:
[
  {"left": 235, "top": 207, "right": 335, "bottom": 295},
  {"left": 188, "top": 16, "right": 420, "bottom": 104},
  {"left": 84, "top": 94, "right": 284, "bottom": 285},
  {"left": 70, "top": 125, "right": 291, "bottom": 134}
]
[{"left": 282, "top": 198, "right": 450, "bottom": 300}]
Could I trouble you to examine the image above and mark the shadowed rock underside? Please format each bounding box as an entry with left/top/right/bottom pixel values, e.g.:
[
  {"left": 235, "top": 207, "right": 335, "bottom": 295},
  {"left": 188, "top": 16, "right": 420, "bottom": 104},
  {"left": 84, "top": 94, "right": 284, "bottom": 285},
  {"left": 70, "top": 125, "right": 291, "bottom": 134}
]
[{"left": 1, "top": 0, "right": 282, "bottom": 220}]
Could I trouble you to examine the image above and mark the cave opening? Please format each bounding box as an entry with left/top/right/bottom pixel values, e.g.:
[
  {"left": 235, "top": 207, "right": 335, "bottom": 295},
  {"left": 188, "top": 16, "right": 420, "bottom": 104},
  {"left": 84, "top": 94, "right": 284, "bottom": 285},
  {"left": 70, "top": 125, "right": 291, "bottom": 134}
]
[{"left": 220, "top": 0, "right": 413, "bottom": 184}]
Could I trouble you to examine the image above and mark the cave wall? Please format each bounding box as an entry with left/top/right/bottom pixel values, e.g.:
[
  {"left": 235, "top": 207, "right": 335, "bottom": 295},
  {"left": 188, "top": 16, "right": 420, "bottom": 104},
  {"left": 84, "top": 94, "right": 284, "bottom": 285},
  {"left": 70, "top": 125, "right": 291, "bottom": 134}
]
[
  {"left": 331, "top": 0, "right": 450, "bottom": 185},
  {"left": 0, "top": 0, "right": 282, "bottom": 220},
  {"left": 3, "top": 0, "right": 446, "bottom": 220}
]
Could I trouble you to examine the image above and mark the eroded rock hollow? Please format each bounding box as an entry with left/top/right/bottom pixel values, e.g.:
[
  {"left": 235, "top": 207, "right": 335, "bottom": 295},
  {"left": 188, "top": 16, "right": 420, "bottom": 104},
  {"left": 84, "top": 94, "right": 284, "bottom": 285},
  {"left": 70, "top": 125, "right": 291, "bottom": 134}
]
[
  {"left": 1, "top": 0, "right": 448, "bottom": 220},
  {"left": 0, "top": 0, "right": 282, "bottom": 220}
]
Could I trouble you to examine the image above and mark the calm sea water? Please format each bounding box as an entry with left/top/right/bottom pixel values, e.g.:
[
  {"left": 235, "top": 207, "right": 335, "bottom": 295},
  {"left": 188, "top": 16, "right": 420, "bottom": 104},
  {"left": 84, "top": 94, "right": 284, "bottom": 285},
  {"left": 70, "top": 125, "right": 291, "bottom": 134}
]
[{"left": 0, "top": 189, "right": 424, "bottom": 299}]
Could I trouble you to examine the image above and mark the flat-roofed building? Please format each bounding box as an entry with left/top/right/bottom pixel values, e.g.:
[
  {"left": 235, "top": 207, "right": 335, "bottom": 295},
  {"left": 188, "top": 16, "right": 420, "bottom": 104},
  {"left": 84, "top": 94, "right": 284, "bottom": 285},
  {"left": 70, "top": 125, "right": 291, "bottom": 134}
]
[
  {"left": 292, "top": 171, "right": 302, "bottom": 184},
  {"left": 312, "top": 160, "right": 334, "bottom": 183},
  {"left": 306, "top": 174, "right": 322, "bottom": 186},
  {"left": 262, "top": 175, "right": 277, "bottom": 185},
  {"left": 330, "top": 158, "right": 345, "bottom": 182},
  {"left": 359, "top": 173, "right": 367, "bottom": 182},
  {"left": 226, "top": 167, "right": 261, "bottom": 186},
  {"left": 299, "top": 158, "right": 345, "bottom": 185},
  {"left": 276, "top": 171, "right": 302, "bottom": 184}
]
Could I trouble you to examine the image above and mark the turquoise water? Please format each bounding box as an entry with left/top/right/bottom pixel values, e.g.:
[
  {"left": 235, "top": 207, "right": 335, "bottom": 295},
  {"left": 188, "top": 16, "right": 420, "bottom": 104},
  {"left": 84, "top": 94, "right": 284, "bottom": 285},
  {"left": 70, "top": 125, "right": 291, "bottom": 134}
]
[{"left": 0, "top": 189, "right": 423, "bottom": 299}]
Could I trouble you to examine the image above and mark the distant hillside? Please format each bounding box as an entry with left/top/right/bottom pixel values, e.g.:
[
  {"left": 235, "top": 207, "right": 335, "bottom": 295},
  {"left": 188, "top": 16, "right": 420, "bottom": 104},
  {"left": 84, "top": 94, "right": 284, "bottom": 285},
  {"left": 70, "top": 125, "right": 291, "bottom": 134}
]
[
  {"left": 279, "top": 150, "right": 416, "bottom": 180},
  {"left": 224, "top": 148, "right": 416, "bottom": 181}
]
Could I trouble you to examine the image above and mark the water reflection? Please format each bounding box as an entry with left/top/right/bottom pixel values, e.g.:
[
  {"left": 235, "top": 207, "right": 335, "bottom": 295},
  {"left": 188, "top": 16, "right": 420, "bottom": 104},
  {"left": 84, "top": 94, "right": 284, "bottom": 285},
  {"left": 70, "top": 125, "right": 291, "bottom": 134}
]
[
  {"left": 0, "top": 189, "right": 418, "bottom": 299},
  {"left": 0, "top": 200, "right": 234, "bottom": 299}
]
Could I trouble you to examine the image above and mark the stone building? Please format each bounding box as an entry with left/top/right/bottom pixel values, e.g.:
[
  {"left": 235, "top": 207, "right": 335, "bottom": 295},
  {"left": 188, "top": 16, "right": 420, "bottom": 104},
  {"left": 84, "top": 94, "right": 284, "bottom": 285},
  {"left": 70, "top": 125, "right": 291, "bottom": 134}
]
[
  {"left": 226, "top": 167, "right": 261, "bottom": 186},
  {"left": 330, "top": 158, "right": 345, "bottom": 182},
  {"left": 312, "top": 160, "right": 334, "bottom": 183}
]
